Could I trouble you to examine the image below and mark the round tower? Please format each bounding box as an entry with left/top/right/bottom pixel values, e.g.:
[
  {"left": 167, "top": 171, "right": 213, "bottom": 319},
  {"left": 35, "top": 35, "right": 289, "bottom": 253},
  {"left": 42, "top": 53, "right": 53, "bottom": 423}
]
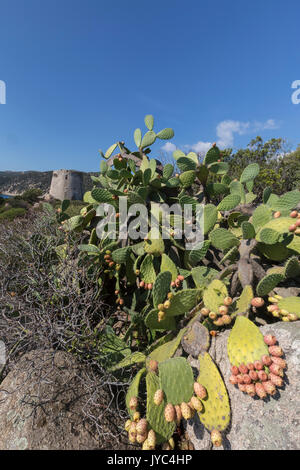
[{"left": 49, "top": 169, "right": 84, "bottom": 201}]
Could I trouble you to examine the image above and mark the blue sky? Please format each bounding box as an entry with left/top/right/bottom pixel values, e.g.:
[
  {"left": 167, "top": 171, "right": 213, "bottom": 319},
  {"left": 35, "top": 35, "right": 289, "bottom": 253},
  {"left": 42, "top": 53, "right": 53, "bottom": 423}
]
[{"left": 0, "top": 0, "right": 300, "bottom": 171}]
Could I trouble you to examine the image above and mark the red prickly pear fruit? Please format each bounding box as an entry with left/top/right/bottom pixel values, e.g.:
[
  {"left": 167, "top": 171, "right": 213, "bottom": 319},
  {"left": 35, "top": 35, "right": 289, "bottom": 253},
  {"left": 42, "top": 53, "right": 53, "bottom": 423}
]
[
  {"left": 242, "top": 374, "right": 252, "bottom": 385},
  {"left": 270, "top": 356, "right": 287, "bottom": 369},
  {"left": 247, "top": 363, "right": 255, "bottom": 370},
  {"left": 257, "top": 370, "right": 268, "bottom": 382},
  {"left": 171, "top": 281, "right": 176, "bottom": 287},
  {"left": 254, "top": 360, "right": 263, "bottom": 371},
  {"left": 223, "top": 296, "right": 233, "bottom": 306},
  {"left": 175, "top": 405, "right": 182, "bottom": 425},
  {"left": 153, "top": 389, "right": 164, "bottom": 406},
  {"left": 269, "top": 373, "right": 283, "bottom": 387},
  {"left": 136, "top": 418, "right": 148, "bottom": 435},
  {"left": 194, "top": 382, "right": 207, "bottom": 399},
  {"left": 212, "top": 142, "right": 217, "bottom": 147},
  {"left": 290, "top": 210, "right": 298, "bottom": 218},
  {"left": 211, "top": 429, "right": 222, "bottom": 447},
  {"left": 231, "top": 365, "right": 239, "bottom": 376},
  {"left": 139, "top": 281, "right": 145, "bottom": 288},
  {"left": 218, "top": 305, "right": 228, "bottom": 315},
  {"left": 177, "top": 275, "right": 184, "bottom": 281},
  {"left": 268, "top": 345, "right": 283, "bottom": 357},
  {"left": 236, "top": 374, "right": 245, "bottom": 384},
  {"left": 249, "top": 370, "right": 258, "bottom": 381},
  {"left": 269, "top": 363, "right": 284, "bottom": 377},
  {"left": 164, "top": 404, "right": 175, "bottom": 422},
  {"left": 264, "top": 335, "right": 277, "bottom": 346},
  {"left": 295, "top": 219, "right": 300, "bottom": 227},
  {"left": 273, "top": 211, "right": 281, "bottom": 218},
  {"left": 200, "top": 307, "right": 210, "bottom": 316},
  {"left": 289, "top": 224, "right": 297, "bottom": 232},
  {"left": 136, "top": 433, "right": 147, "bottom": 444},
  {"left": 238, "top": 363, "right": 248, "bottom": 374},
  {"left": 238, "top": 383, "right": 247, "bottom": 392},
  {"left": 251, "top": 297, "right": 265, "bottom": 308},
  {"left": 229, "top": 375, "right": 238, "bottom": 385},
  {"left": 261, "top": 355, "right": 272, "bottom": 366},
  {"left": 263, "top": 380, "right": 276, "bottom": 396},
  {"left": 148, "top": 360, "right": 158, "bottom": 372},
  {"left": 245, "top": 383, "right": 256, "bottom": 397},
  {"left": 181, "top": 402, "right": 192, "bottom": 420},
  {"left": 129, "top": 396, "right": 138, "bottom": 410},
  {"left": 255, "top": 382, "right": 267, "bottom": 399}
]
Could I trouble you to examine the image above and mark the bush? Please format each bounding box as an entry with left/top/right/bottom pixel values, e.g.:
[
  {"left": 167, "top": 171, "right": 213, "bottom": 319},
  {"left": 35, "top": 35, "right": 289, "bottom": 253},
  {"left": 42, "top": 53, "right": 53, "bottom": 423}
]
[
  {"left": 20, "top": 187, "right": 43, "bottom": 203},
  {"left": 0, "top": 207, "right": 27, "bottom": 221}
]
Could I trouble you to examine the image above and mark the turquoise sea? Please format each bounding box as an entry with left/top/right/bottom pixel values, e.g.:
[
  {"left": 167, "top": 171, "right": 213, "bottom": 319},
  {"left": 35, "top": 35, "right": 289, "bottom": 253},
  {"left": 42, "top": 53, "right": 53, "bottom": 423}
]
[{"left": 0, "top": 194, "right": 13, "bottom": 199}]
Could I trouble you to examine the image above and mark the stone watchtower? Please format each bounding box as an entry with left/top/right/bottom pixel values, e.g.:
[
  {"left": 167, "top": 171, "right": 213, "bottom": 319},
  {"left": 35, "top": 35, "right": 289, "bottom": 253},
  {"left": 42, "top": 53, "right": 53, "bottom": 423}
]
[{"left": 49, "top": 169, "right": 84, "bottom": 201}]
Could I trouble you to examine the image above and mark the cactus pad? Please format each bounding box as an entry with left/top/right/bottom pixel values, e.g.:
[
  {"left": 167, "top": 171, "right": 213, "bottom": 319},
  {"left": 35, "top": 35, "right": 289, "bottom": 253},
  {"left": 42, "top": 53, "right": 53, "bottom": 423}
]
[
  {"left": 166, "top": 289, "right": 199, "bottom": 316},
  {"left": 147, "top": 328, "right": 187, "bottom": 363},
  {"left": 160, "top": 254, "right": 178, "bottom": 281},
  {"left": 209, "top": 228, "right": 240, "bottom": 251},
  {"left": 197, "top": 352, "right": 230, "bottom": 432},
  {"left": 284, "top": 256, "right": 300, "bottom": 278},
  {"left": 256, "top": 273, "right": 285, "bottom": 296},
  {"left": 227, "top": 317, "right": 269, "bottom": 367},
  {"left": 217, "top": 194, "right": 241, "bottom": 211},
  {"left": 153, "top": 271, "right": 172, "bottom": 308},
  {"left": 145, "top": 308, "right": 176, "bottom": 331},
  {"left": 158, "top": 357, "right": 194, "bottom": 405},
  {"left": 203, "top": 280, "right": 228, "bottom": 312},
  {"left": 140, "top": 254, "right": 157, "bottom": 283},
  {"left": 146, "top": 372, "right": 176, "bottom": 444},
  {"left": 126, "top": 368, "right": 146, "bottom": 418}
]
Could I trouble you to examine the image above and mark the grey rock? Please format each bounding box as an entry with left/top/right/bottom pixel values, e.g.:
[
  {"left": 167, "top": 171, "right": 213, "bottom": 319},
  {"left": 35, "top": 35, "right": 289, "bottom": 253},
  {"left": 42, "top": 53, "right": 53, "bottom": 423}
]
[
  {"left": 187, "top": 321, "right": 300, "bottom": 450},
  {"left": 0, "top": 350, "right": 126, "bottom": 450}
]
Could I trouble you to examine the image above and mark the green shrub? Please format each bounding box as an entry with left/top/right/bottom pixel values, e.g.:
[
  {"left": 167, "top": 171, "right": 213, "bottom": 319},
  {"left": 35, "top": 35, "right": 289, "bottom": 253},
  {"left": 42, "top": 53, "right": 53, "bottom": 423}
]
[{"left": 0, "top": 208, "right": 27, "bottom": 221}]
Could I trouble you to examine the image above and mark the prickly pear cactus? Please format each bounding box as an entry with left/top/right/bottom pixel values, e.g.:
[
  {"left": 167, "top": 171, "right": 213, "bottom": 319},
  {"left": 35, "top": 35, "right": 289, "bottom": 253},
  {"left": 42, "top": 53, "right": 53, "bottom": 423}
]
[
  {"left": 158, "top": 357, "right": 194, "bottom": 405},
  {"left": 197, "top": 352, "right": 231, "bottom": 433}
]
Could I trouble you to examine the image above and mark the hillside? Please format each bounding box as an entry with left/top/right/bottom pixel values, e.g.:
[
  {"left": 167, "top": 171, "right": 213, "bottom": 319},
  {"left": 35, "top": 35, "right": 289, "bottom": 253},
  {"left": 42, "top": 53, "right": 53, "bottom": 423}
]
[{"left": 0, "top": 170, "right": 96, "bottom": 196}]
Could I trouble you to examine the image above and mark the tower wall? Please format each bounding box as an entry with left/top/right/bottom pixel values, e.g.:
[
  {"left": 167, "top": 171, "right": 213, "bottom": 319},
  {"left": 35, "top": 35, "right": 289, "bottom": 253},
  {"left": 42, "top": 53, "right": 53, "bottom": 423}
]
[{"left": 49, "top": 170, "right": 84, "bottom": 201}]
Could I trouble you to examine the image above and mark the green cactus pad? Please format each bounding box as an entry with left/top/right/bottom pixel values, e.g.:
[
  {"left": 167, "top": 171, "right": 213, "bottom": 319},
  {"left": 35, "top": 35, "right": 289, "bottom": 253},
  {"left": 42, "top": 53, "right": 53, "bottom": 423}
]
[
  {"left": 111, "top": 246, "right": 131, "bottom": 264},
  {"left": 220, "top": 246, "right": 239, "bottom": 264},
  {"left": 126, "top": 368, "right": 146, "bottom": 418},
  {"left": 239, "top": 163, "right": 260, "bottom": 183},
  {"left": 147, "top": 328, "right": 187, "bottom": 363},
  {"left": 189, "top": 240, "right": 211, "bottom": 266},
  {"left": 259, "top": 228, "right": 280, "bottom": 245},
  {"left": 257, "top": 242, "right": 291, "bottom": 261},
  {"left": 153, "top": 271, "right": 172, "bottom": 308},
  {"left": 163, "top": 163, "right": 174, "bottom": 180},
  {"left": 179, "top": 170, "right": 196, "bottom": 188},
  {"left": 209, "top": 228, "right": 240, "bottom": 251},
  {"left": 217, "top": 194, "right": 241, "bottom": 211},
  {"left": 134, "top": 128, "right": 142, "bottom": 147},
  {"left": 252, "top": 205, "right": 273, "bottom": 231},
  {"left": 245, "top": 192, "right": 257, "bottom": 204},
  {"left": 177, "top": 157, "right": 197, "bottom": 172},
  {"left": 204, "top": 204, "right": 218, "bottom": 234},
  {"left": 191, "top": 266, "right": 219, "bottom": 288},
  {"left": 156, "top": 128, "right": 174, "bottom": 140},
  {"left": 232, "top": 285, "right": 253, "bottom": 316},
  {"left": 141, "top": 130, "right": 157, "bottom": 148},
  {"left": 144, "top": 114, "right": 154, "bottom": 131},
  {"left": 64, "top": 215, "right": 84, "bottom": 232},
  {"left": 197, "top": 352, "right": 230, "bottom": 432},
  {"left": 144, "top": 233, "right": 165, "bottom": 256},
  {"left": 269, "top": 190, "right": 300, "bottom": 211},
  {"left": 140, "top": 254, "right": 157, "bottom": 283},
  {"left": 277, "top": 296, "right": 300, "bottom": 318},
  {"left": 256, "top": 217, "right": 295, "bottom": 240},
  {"left": 160, "top": 254, "right": 178, "bottom": 281},
  {"left": 206, "top": 183, "right": 229, "bottom": 197},
  {"left": 109, "top": 352, "right": 146, "bottom": 372},
  {"left": 227, "top": 316, "right": 269, "bottom": 367},
  {"left": 203, "top": 146, "right": 220, "bottom": 166},
  {"left": 209, "top": 162, "right": 229, "bottom": 175},
  {"left": 284, "top": 256, "right": 300, "bottom": 278},
  {"left": 173, "top": 149, "right": 185, "bottom": 160},
  {"left": 241, "top": 221, "right": 256, "bottom": 239},
  {"left": 91, "top": 188, "right": 115, "bottom": 203},
  {"left": 145, "top": 308, "right": 176, "bottom": 331},
  {"left": 158, "top": 357, "right": 194, "bottom": 405},
  {"left": 256, "top": 273, "right": 285, "bottom": 296},
  {"left": 146, "top": 372, "right": 176, "bottom": 445},
  {"left": 166, "top": 289, "right": 199, "bottom": 316},
  {"left": 203, "top": 280, "right": 228, "bottom": 312}
]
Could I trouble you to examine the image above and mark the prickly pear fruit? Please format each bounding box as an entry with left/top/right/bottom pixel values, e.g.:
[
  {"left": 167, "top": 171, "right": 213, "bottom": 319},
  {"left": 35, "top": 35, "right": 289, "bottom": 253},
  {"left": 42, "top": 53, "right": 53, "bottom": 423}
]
[
  {"left": 133, "top": 411, "right": 140, "bottom": 422},
  {"left": 254, "top": 360, "right": 263, "bottom": 370},
  {"left": 249, "top": 370, "right": 258, "bottom": 381},
  {"left": 154, "top": 389, "right": 164, "bottom": 406},
  {"left": 136, "top": 419, "right": 148, "bottom": 435},
  {"left": 181, "top": 402, "right": 192, "bottom": 420},
  {"left": 238, "top": 383, "right": 246, "bottom": 392},
  {"left": 190, "top": 396, "right": 203, "bottom": 412},
  {"left": 270, "top": 356, "right": 286, "bottom": 369},
  {"left": 168, "top": 437, "right": 175, "bottom": 449},
  {"left": 158, "top": 310, "right": 166, "bottom": 322},
  {"left": 236, "top": 374, "right": 244, "bottom": 384},
  {"left": 125, "top": 419, "right": 132, "bottom": 432},
  {"left": 238, "top": 363, "right": 248, "bottom": 374},
  {"left": 247, "top": 363, "right": 255, "bottom": 370},
  {"left": 222, "top": 315, "right": 232, "bottom": 325},
  {"left": 231, "top": 365, "right": 239, "bottom": 376},
  {"left": 142, "top": 438, "right": 150, "bottom": 450},
  {"left": 223, "top": 296, "right": 233, "bottom": 306},
  {"left": 257, "top": 370, "right": 268, "bottom": 382},
  {"left": 264, "top": 335, "right": 277, "bottom": 346},
  {"left": 147, "top": 430, "right": 156, "bottom": 448},
  {"left": 274, "top": 211, "right": 281, "bottom": 218},
  {"left": 261, "top": 355, "right": 272, "bottom": 366},
  {"left": 242, "top": 374, "right": 252, "bottom": 384},
  {"left": 245, "top": 384, "right": 256, "bottom": 397},
  {"left": 175, "top": 405, "right": 182, "bottom": 425},
  {"left": 268, "top": 345, "right": 283, "bottom": 357},
  {"left": 148, "top": 360, "right": 158, "bottom": 372},
  {"left": 136, "top": 433, "right": 147, "bottom": 444},
  {"left": 194, "top": 382, "right": 207, "bottom": 399},
  {"left": 219, "top": 305, "right": 228, "bottom": 315},
  {"left": 211, "top": 429, "right": 222, "bottom": 447},
  {"left": 229, "top": 375, "right": 238, "bottom": 385},
  {"left": 164, "top": 403, "right": 175, "bottom": 422},
  {"left": 251, "top": 297, "right": 265, "bottom": 308},
  {"left": 129, "top": 396, "right": 138, "bottom": 410},
  {"left": 200, "top": 307, "right": 210, "bottom": 316},
  {"left": 263, "top": 381, "right": 276, "bottom": 395},
  {"left": 269, "top": 373, "right": 283, "bottom": 387},
  {"left": 269, "top": 363, "right": 284, "bottom": 377},
  {"left": 255, "top": 382, "right": 267, "bottom": 399}
]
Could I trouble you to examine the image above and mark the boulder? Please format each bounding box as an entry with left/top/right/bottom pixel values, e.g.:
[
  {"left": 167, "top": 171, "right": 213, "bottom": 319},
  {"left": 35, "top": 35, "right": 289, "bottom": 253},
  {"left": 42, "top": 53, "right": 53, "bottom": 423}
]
[
  {"left": 0, "top": 350, "right": 127, "bottom": 450},
  {"left": 187, "top": 321, "right": 300, "bottom": 450}
]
